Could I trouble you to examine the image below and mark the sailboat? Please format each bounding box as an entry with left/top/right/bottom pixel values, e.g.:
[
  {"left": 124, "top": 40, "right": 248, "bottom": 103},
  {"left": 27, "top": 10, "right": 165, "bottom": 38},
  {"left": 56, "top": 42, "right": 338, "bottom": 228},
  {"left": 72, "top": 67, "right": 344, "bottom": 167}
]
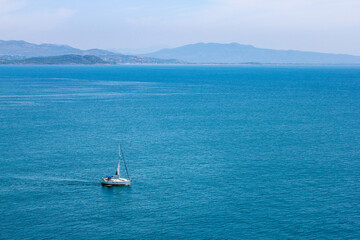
[{"left": 101, "top": 142, "right": 131, "bottom": 186}]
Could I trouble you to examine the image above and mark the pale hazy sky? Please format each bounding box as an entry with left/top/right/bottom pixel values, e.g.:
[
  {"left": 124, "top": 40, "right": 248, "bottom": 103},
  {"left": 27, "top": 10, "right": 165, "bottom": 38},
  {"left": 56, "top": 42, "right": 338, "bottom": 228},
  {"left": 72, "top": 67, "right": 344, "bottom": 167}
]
[{"left": 0, "top": 0, "right": 359, "bottom": 54}]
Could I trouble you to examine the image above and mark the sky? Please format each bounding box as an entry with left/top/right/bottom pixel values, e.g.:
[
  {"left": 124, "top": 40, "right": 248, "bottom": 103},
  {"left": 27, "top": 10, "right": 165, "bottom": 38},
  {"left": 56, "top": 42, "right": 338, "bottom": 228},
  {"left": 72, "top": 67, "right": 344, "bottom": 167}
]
[{"left": 0, "top": 0, "right": 359, "bottom": 55}]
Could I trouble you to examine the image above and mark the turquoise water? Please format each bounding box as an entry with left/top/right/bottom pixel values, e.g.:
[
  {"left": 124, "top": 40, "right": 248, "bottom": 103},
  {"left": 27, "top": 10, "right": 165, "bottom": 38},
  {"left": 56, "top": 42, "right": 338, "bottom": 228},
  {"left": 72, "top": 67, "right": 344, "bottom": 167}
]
[{"left": 0, "top": 65, "right": 359, "bottom": 239}]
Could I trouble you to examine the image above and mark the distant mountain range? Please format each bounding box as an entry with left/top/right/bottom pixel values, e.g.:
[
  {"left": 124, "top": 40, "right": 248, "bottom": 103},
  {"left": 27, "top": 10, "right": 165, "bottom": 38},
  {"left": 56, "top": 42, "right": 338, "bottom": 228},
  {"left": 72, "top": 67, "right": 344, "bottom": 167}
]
[
  {"left": 0, "top": 40, "right": 184, "bottom": 64},
  {"left": 1, "top": 40, "right": 360, "bottom": 65},
  {"left": 0, "top": 55, "right": 108, "bottom": 65},
  {"left": 144, "top": 42, "right": 360, "bottom": 64},
  {"left": 0, "top": 40, "right": 113, "bottom": 57}
]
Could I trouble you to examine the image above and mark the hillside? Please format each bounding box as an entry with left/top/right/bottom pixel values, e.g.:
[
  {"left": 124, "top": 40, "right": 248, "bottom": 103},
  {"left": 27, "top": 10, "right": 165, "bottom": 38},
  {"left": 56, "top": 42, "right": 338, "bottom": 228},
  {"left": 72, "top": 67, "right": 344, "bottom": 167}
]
[
  {"left": 0, "top": 54, "right": 185, "bottom": 65},
  {"left": 144, "top": 43, "right": 360, "bottom": 64},
  {"left": 101, "top": 55, "right": 184, "bottom": 64},
  {"left": 0, "top": 40, "right": 113, "bottom": 57},
  {"left": 0, "top": 40, "right": 185, "bottom": 64},
  {"left": 0, "top": 55, "right": 109, "bottom": 65}
]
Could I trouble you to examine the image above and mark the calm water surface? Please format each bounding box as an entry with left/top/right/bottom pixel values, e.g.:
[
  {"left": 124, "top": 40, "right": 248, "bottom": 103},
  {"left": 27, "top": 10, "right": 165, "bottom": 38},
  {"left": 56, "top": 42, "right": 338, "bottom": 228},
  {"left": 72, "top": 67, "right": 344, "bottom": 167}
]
[{"left": 0, "top": 65, "right": 359, "bottom": 239}]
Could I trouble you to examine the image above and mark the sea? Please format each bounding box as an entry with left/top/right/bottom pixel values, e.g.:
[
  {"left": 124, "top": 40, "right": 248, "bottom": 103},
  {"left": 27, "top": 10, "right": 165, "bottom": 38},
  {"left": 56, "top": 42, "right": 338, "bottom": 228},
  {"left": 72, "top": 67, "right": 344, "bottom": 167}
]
[{"left": 0, "top": 65, "right": 359, "bottom": 239}]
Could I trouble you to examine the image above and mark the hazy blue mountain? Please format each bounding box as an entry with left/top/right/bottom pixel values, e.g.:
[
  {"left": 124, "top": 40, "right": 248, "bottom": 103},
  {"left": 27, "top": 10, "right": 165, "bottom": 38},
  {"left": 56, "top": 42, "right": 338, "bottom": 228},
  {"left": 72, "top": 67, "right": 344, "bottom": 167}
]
[
  {"left": 0, "top": 55, "right": 109, "bottom": 65},
  {"left": 0, "top": 40, "right": 114, "bottom": 57},
  {"left": 0, "top": 40, "right": 185, "bottom": 64},
  {"left": 0, "top": 55, "right": 27, "bottom": 61},
  {"left": 82, "top": 49, "right": 115, "bottom": 56},
  {"left": 0, "top": 54, "right": 185, "bottom": 65},
  {"left": 108, "top": 46, "right": 167, "bottom": 55},
  {"left": 144, "top": 42, "right": 360, "bottom": 64}
]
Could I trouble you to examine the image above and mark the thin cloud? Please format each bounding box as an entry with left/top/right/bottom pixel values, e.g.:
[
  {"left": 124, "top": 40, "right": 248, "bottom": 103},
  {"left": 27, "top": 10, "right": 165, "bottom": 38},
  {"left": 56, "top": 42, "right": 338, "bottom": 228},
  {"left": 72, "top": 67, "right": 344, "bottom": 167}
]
[
  {"left": 0, "top": 0, "right": 26, "bottom": 15},
  {"left": 0, "top": 0, "right": 76, "bottom": 37}
]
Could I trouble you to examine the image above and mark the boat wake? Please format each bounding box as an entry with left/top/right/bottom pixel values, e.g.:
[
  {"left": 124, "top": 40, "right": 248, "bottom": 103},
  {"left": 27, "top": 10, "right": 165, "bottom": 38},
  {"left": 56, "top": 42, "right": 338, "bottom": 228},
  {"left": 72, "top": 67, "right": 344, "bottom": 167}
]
[{"left": 1, "top": 176, "right": 100, "bottom": 187}]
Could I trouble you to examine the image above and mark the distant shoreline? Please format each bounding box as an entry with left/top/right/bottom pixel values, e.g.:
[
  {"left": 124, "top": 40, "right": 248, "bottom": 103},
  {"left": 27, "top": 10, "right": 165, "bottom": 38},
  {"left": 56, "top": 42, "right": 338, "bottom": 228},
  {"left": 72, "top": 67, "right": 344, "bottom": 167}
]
[
  {"left": 2, "top": 40, "right": 360, "bottom": 65},
  {"left": 1, "top": 63, "right": 360, "bottom": 66}
]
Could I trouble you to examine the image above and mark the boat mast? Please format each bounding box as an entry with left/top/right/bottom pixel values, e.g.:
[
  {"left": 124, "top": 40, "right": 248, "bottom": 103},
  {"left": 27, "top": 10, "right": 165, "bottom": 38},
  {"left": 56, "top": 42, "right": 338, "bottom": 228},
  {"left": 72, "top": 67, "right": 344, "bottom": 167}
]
[
  {"left": 117, "top": 142, "right": 121, "bottom": 179},
  {"left": 120, "top": 145, "right": 130, "bottom": 180}
]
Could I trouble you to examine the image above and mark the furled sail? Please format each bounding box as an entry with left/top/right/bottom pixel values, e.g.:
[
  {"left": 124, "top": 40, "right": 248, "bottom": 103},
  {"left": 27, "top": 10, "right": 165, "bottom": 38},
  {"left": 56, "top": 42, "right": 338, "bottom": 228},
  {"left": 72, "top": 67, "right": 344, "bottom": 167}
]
[
  {"left": 116, "top": 161, "right": 120, "bottom": 176},
  {"left": 117, "top": 142, "right": 121, "bottom": 177}
]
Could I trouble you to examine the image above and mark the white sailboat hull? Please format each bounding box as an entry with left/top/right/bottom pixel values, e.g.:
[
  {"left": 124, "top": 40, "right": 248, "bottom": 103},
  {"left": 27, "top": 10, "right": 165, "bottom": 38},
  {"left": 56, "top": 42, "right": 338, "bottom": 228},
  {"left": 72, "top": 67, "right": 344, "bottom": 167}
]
[{"left": 101, "top": 177, "right": 131, "bottom": 186}]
